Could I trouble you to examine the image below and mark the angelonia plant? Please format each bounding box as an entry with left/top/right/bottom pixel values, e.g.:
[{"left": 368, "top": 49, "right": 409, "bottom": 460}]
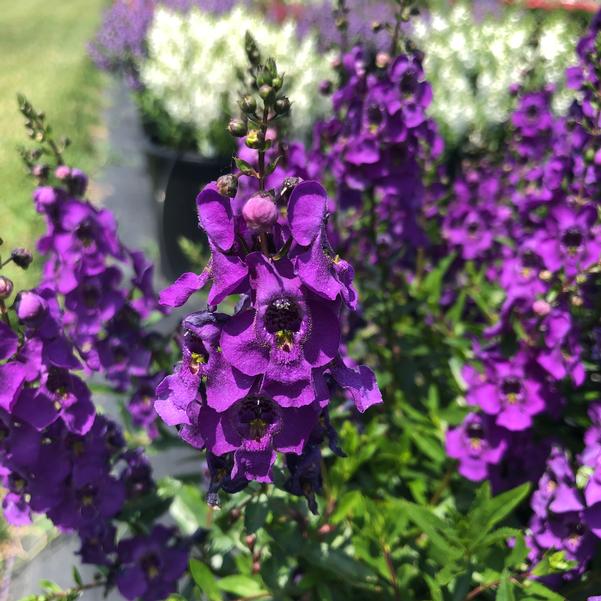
[
  {"left": 18, "top": 96, "right": 169, "bottom": 440},
  {"left": 8, "top": 3, "right": 601, "bottom": 601},
  {"left": 0, "top": 133, "right": 189, "bottom": 600},
  {"left": 157, "top": 48, "right": 382, "bottom": 511}
]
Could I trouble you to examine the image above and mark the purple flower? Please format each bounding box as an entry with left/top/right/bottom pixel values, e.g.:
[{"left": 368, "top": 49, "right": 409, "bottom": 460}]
[
  {"left": 221, "top": 254, "right": 340, "bottom": 408},
  {"left": 445, "top": 413, "right": 507, "bottom": 481},
  {"left": 116, "top": 526, "right": 188, "bottom": 601},
  {"left": 463, "top": 349, "right": 551, "bottom": 431},
  {"left": 181, "top": 394, "right": 320, "bottom": 483},
  {"left": 537, "top": 205, "right": 601, "bottom": 279},
  {"left": 155, "top": 311, "right": 254, "bottom": 421},
  {"left": 12, "top": 368, "right": 95, "bottom": 435}
]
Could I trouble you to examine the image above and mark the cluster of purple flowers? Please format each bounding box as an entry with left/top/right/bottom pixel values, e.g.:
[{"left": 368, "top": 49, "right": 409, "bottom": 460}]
[
  {"left": 157, "top": 169, "right": 382, "bottom": 509},
  {"left": 32, "top": 165, "right": 165, "bottom": 438},
  {"left": 445, "top": 12, "right": 601, "bottom": 576},
  {"left": 0, "top": 283, "right": 186, "bottom": 600},
  {"left": 310, "top": 45, "right": 443, "bottom": 278}
]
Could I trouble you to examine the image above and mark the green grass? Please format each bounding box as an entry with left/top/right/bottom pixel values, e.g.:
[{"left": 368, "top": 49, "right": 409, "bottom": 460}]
[{"left": 0, "top": 0, "right": 107, "bottom": 290}]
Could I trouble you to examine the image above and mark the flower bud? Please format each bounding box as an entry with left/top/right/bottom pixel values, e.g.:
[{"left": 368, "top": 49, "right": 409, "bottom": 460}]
[
  {"left": 259, "top": 85, "right": 275, "bottom": 104},
  {"left": 274, "top": 97, "right": 291, "bottom": 116},
  {"left": 240, "top": 95, "right": 257, "bottom": 114},
  {"left": 532, "top": 299, "right": 551, "bottom": 316},
  {"left": 376, "top": 52, "right": 391, "bottom": 69},
  {"left": 32, "top": 164, "right": 49, "bottom": 179},
  {"left": 319, "top": 80, "right": 333, "bottom": 95},
  {"left": 242, "top": 193, "right": 278, "bottom": 232},
  {"left": 55, "top": 165, "right": 71, "bottom": 180},
  {"left": 15, "top": 290, "right": 47, "bottom": 323},
  {"left": 34, "top": 186, "right": 59, "bottom": 210},
  {"left": 10, "top": 248, "right": 33, "bottom": 270},
  {"left": 272, "top": 76, "right": 283, "bottom": 91},
  {"left": 245, "top": 130, "right": 265, "bottom": 150},
  {"left": 69, "top": 168, "right": 88, "bottom": 196},
  {"left": 217, "top": 174, "right": 238, "bottom": 198},
  {"left": 0, "top": 276, "right": 13, "bottom": 300},
  {"left": 256, "top": 69, "right": 272, "bottom": 87},
  {"left": 228, "top": 119, "right": 248, "bottom": 138}
]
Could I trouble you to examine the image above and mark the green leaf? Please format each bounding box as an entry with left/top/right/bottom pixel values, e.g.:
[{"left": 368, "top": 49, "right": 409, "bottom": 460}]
[
  {"left": 469, "top": 483, "right": 530, "bottom": 542},
  {"left": 330, "top": 490, "right": 364, "bottom": 524},
  {"left": 519, "top": 580, "right": 565, "bottom": 600},
  {"left": 234, "top": 156, "right": 258, "bottom": 178},
  {"left": 189, "top": 559, "right": 221, "bottom": 601},
  {"left": 424, "top": 574, "right": 443, "bottom": 601},
  {"left": 399, "top": 501, "right": 463, "bottom": 560},
  {"left": 216, "top": 575, "right": 267, "bottom": 596},
  {"left": 301, "top": 543, "right": 377, "bottom": 583},
  {"left": 169, "top": 484, "right": 208, "bottom": 534},
  {"left": 265, "top": 155, "right": 281, "bottom": 176},
  {"left": 244, "top": 498, "right": 269, "bottom": 533},
  {"left": 504, "top": 532, "right": 529, "bottom": 569},
  {"left": 72, "top": 567, "right": 82, "bottom": 587},
  {"left": 419, "top": 252, "right": 456, "bottom": 304},
  {"left": 40, "top": 580, "right": 62, "bottom": 594},
  {"left": 480, "top": 527, "right": 522, "bottom": 548},
  {"left": 495, "top": 573, "right": 515, "bottom": 601}
]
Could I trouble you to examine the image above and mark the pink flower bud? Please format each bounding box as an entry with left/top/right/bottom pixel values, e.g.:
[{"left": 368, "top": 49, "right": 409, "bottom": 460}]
[
  {"left": 242, "top": 194, "right": 278, "bottom": 232},
  {"left": 55, "top": 165, "right": 71, "bottom": 180},
  {"left": 16, "top": 290, "right": 47, "bottom": 322},
  {"left": 0, "top": 276, "right": 13, "bottom": 299},
  {"left": 533, "top": 299, "right": 551, "bottom": 316}
]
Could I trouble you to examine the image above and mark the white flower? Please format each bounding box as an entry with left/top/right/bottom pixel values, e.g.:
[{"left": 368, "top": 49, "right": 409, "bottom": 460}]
[
  {"left": 411, "top": 5, "right": 581, "bottom": 144},
  {"left": 140, "top": 6, "right": 335, "bottom": 156}
]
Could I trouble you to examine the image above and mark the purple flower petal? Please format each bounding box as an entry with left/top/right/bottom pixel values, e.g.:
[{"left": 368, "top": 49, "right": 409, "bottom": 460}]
[
  {"left": 221, "top": 310, "right": 269, "bottom": 376},
  {"left": 12, "top": 389, "right": 59, "bottom": 430},
  {"left": 331, "top": 362, "right": 383, "bottom": 412},
  {"left": 0, "top": 363, "right": 26, "bottom": 411},
  {"left": 159, "top": 271, "right": 209, "bottom": 308},
  {"left": 288, "top": 181, "right": 327, "bottom": 246},
  {"left": 0, "top": 322, "right": 18, "bottom": 360},
  {"left": 303, "top": 300, "right": 340, "bottom": 367},
  {"left": 197, "top": 184, "right": 235, "bottom": 251}
]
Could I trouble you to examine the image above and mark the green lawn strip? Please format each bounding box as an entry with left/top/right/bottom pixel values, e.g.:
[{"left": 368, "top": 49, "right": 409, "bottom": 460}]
[{"left": 0, "top": 0, "right": 108, "bottom": 290}]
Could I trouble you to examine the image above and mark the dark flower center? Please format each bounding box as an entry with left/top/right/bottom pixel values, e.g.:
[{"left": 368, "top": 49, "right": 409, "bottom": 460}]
[
  {"left": 47, "top": 369, "right": 69, "bottom": 398},
  {"left": 367, "top": 104, "right": 383, "bottom": 126},
  {"left": 467, "top": 221, "right": 479, "bottom": 236},
  {"left": 522, "top": 250, "right": 542, "bottom": 270},
  {"left": 76, "top": 221, "right": 95, "bottom": 247},
  {"left": 265, "top": 297, "right": 302, "bottom": 334},
  {"left": 183, "top": 331, "right": 209, "bottom": 373},
  {"left": 236, "top": 397, "right": 279, "bottom": 441},
  {"left": 466, "top": 422, "right": 484, "bottom": 440},
  {"left": 82, "top": 284, "right": 100, "bottom": 308},
  {"left": 112, "top": 344, "right": 127, "bottom": 364},
  {"left": 562, "top": 227, "right": 583, "bottom": 250},
  {"left": 141, "top": 553, "right": 161, "bottom": 580},
  {"left": 399, "top": 72, "right": 417, "bottom": 96},
  {"left": 77, "top": 484, "right": 97, "bottom": 507},
  {"left": 501, "top": 377, "right": 521, "bottom": 399},
  {"left": 525, "top": 103, "right": 539, "bottom": 119},
  {"left": 10, "top": 474, "right": 27, "bottom": 492}
]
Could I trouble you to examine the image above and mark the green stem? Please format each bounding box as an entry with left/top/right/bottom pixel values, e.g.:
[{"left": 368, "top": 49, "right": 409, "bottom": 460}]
[{"left": 257, "top": 106, "right": 269, "bottom": 192}]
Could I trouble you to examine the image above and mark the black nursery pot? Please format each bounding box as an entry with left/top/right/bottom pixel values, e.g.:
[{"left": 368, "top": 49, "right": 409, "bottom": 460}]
[{"left": 144, "top": 140, "right": 231, "bottom": 280}]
